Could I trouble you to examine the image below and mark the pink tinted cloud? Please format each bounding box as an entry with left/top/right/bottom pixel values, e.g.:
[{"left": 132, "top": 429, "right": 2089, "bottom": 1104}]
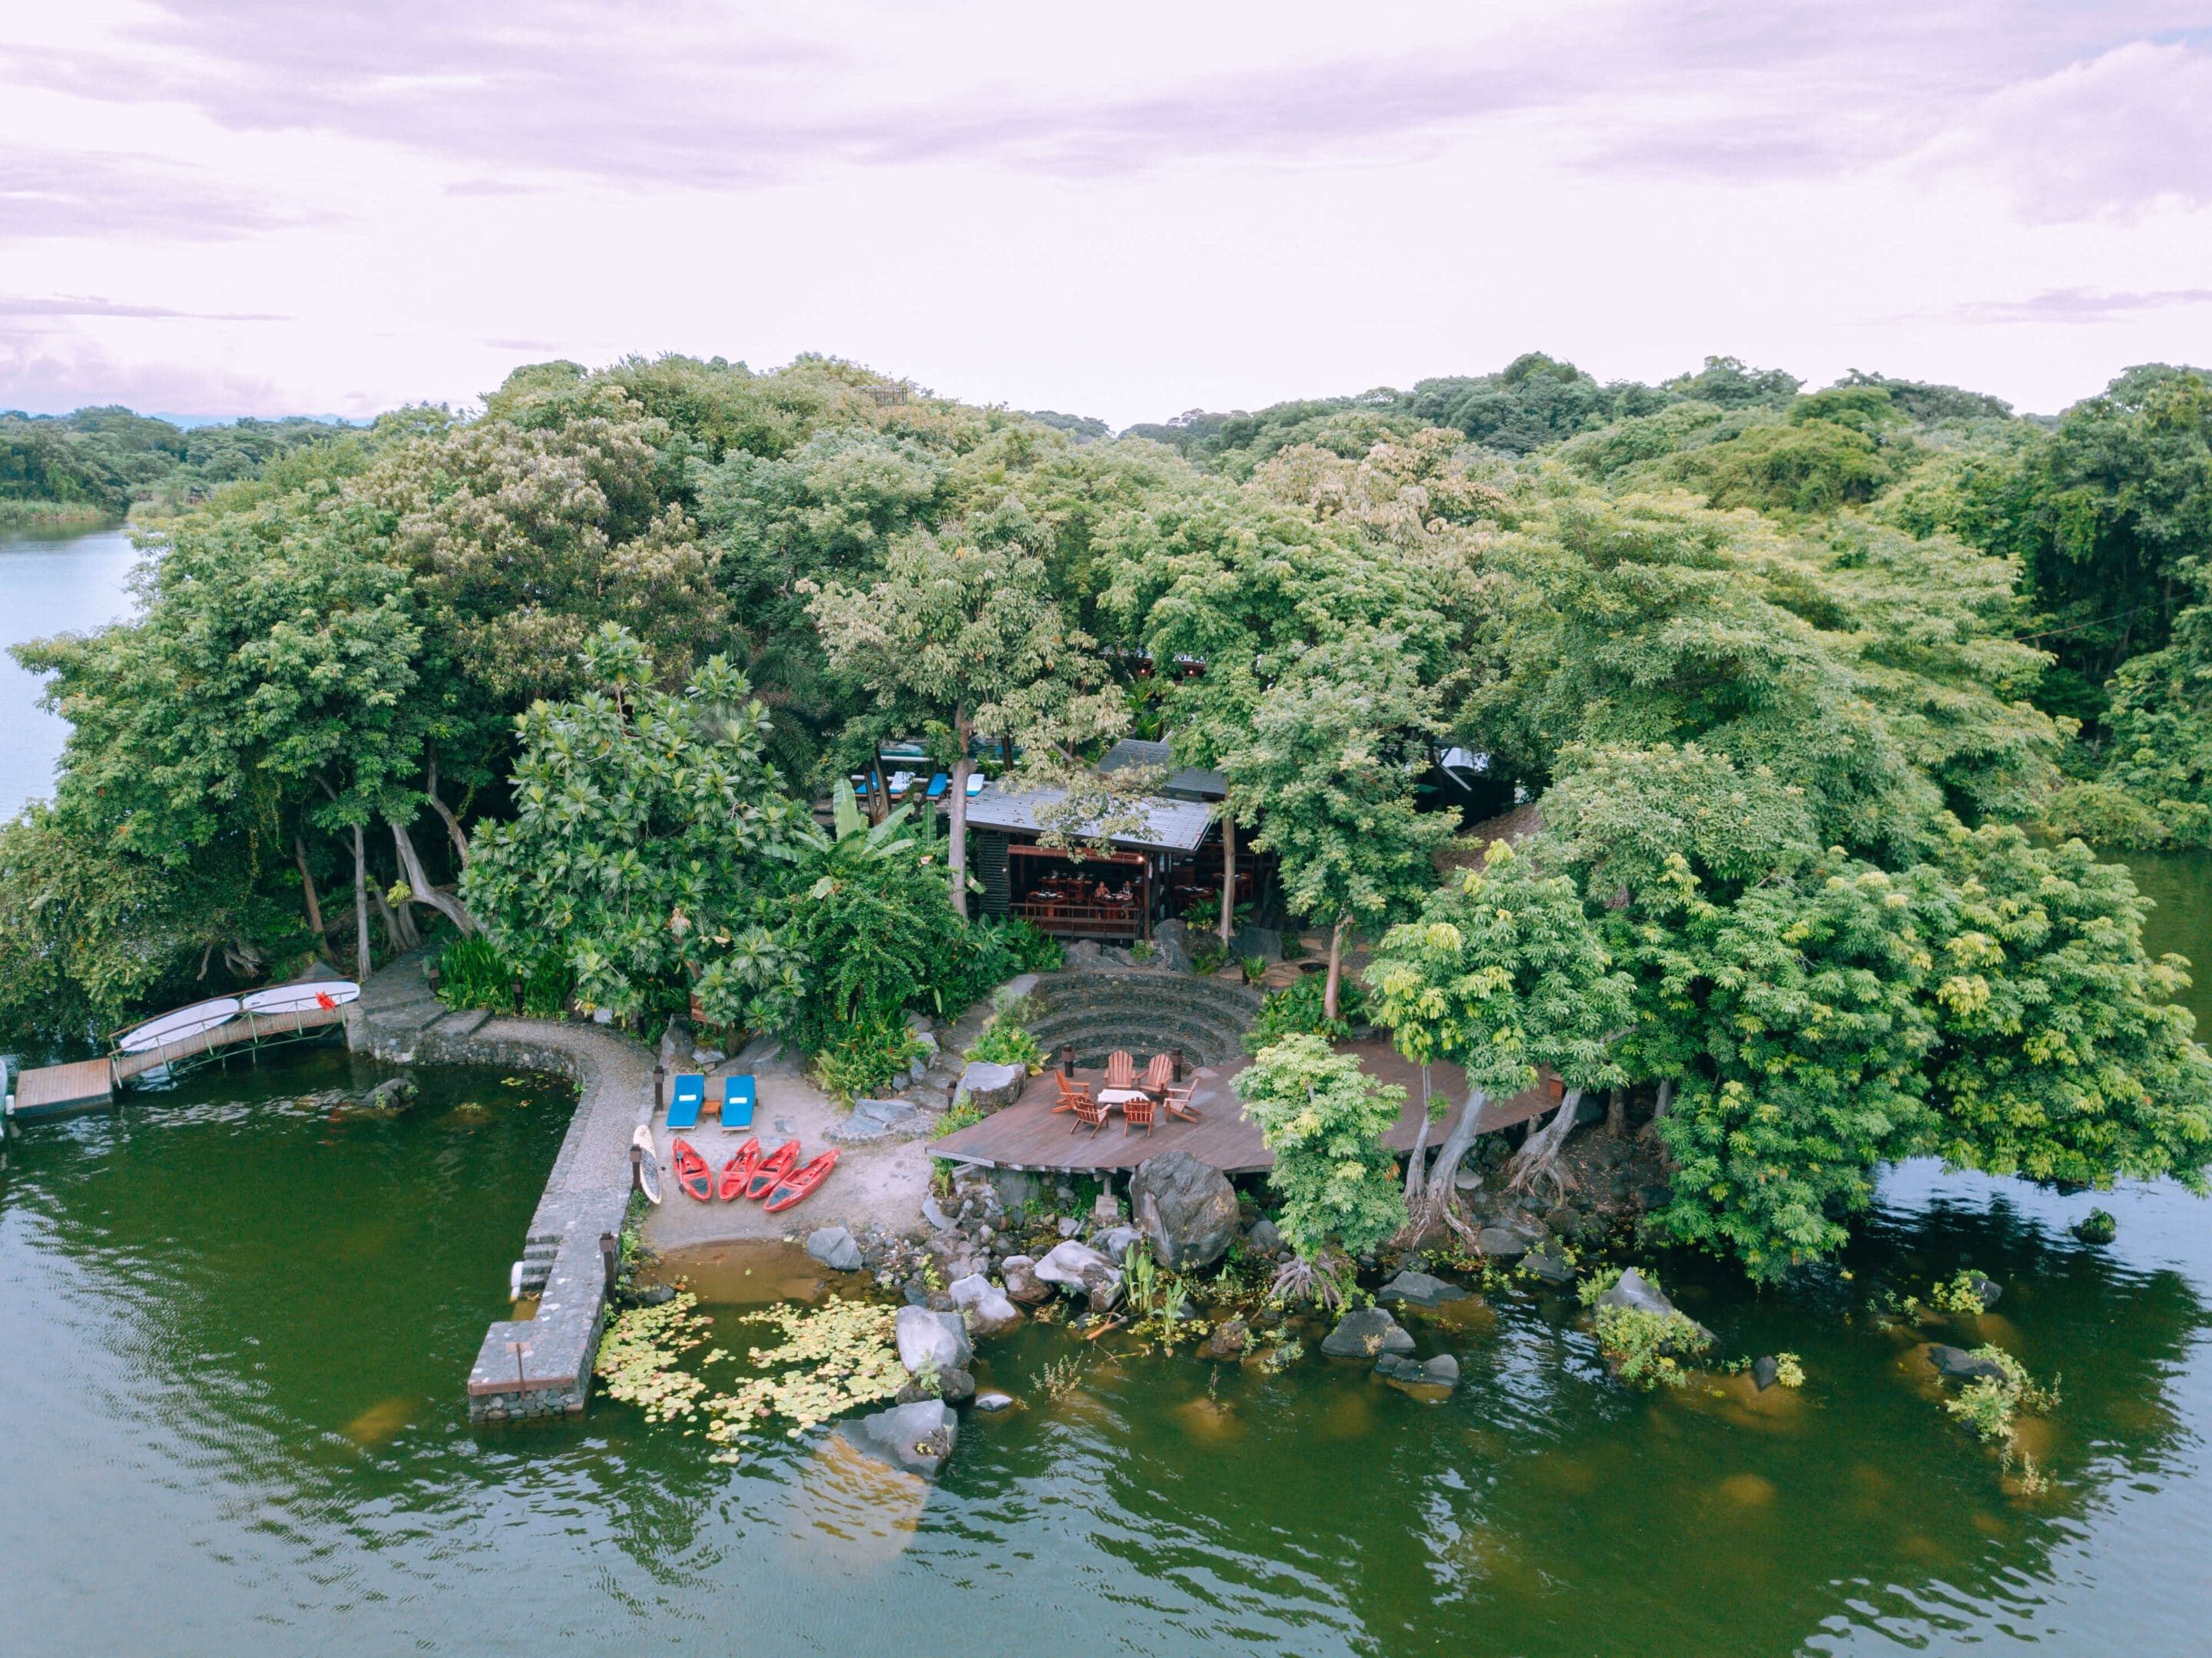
[
  {"left": 0, "top": 145, "right": 311, "bottom": 242},
  {"left": 0, "top": 325, "right": 293, "bottom": 415},
  {"left": 1939, "top": 287, "right": 2212, "bottom": 324},
  {"left": 8, "top": 0, "right": 2197, "bottom": 200},
  {"left": 0, "top": 294, "right": 289, "bottom": 322}
]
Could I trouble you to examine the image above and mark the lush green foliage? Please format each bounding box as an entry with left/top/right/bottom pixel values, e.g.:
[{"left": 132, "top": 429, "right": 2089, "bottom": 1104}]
[
  {"left": 1246, "top": 969, "right": 1368, "bottom": 1054},
  {"left": 1233, "top": 1034, "right": 1408, "bottom": 1259},
  {"left": 965, "top": 1010, "right": 1045, "bottom": 1072},
  {"left": 0, "top": 405, "right": 359, "bottom": 521}
]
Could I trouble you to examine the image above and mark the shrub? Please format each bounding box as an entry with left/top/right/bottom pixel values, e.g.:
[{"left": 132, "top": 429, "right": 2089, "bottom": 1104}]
[
  {"left": 1591, "top": 1303, "right": 1711, "bottom": 1389},
  {"left": 437, "top": 935, "right": 510, "bottom": 1010},
  {"left": 810, "top": 1012, "right": 924, "bottom": 1104},
  {"left": 996, "top": 916, "right": 1065, "bottom": 972},
  {"left": 1244, "top": 971, "right": 1366, "bottom": 1054},
  {"left": 965, "top": 1013, "right": 1045, "bottom": 1072},
  {"left": 932, "top": 1100, "right": 986, "bottom": 1139}
]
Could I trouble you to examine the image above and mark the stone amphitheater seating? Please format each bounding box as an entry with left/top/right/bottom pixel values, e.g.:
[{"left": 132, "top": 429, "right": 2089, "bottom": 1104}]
[{"left": 1021, "top": 967, "right": 1263, "bottom": 1070}]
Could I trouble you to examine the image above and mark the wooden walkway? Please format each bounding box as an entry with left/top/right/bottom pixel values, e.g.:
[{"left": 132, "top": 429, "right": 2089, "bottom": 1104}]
[
  {"left": 7, "top": 1004, "right": 349, "bottom": 1119},
  {"left": 930, "top": 1038, "right": 1559, "bottom": 1175}
]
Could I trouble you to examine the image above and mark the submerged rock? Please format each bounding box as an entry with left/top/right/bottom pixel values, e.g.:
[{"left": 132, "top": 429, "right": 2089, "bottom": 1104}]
[
  {"left": 1378, "top": 1270, "right": 1471, "bottom": 1309},
  {"left": 1320, "top": 1307, "right": 1416, "bottom": 1359},
  {"left": 1521, "top": 1246, "right": 1575, "bottom": 1286},
  {"left": 806, "top": 1226, "right": 863, "bottom": 1272},
  {"left": 1752, "top": 1355, "right": 1780, "bottom": 1392},
  {"left": 1927, "top": 1344, "right": 2008, "bottom": 1384},
  {"left": 837, "top": 1399, "right": 958, "bottom": 1478},
  {"left": 973, "top": 1391, "right": 1015, "bottom": 1413},
  {"left": 1962, "top": 1270, "right": 2002, "bottom": 1309},
  {"left": 1376, "top": 1352, "right": 1459, "bottom": 1392},
  {"left": 1131, "top": 1150, "right": 1240, "bottom": 1270},
  {"left": 1204, "top": 1319, "right": 1251, "bottom": 1360},
  {"left": 894, "top": 1306, "right": 973, "bottom": 1375}
]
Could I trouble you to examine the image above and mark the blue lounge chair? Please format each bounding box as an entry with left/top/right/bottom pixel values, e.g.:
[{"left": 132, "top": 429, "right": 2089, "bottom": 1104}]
[
  {"left": 926, "top": 773, "right": 949, "bottom": 801},
  {"left": 721, "top": 1073, "right": 757, "bottom": 1132},
  {"left": 667, "top": 1072, "right": 706, "bottom": 1130}
]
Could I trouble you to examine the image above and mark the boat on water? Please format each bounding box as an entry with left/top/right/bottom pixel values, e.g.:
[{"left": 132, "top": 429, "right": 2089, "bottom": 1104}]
[
  {"left": 240, "top": 980, "right": 359, "bottom": 1017},
  {"left": 114, "top": 997, "right": 242, "bottom": 1055}
]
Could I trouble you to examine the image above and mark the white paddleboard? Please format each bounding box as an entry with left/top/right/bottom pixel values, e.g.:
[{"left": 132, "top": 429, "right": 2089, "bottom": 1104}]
[
  {"left": 116, "top": 997, "right": 242, "bottom": 1054},
  {"left": 631, "top": 1124, "right": 663, "bottom": 1205},
  {"left": 240, "top": 980, "right": 360, "bottom": 1017}
]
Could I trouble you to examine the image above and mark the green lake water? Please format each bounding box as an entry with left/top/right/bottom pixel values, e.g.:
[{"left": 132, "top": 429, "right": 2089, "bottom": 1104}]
[{"left": 6, "top": 533, "right": 2212, "bottom": 1655}]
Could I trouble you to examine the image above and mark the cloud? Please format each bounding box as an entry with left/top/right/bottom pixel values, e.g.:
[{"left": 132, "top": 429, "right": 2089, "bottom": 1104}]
[
  {"left": 1936, "top": 287, "right": 2212, "bottom": 324},
  {"left": 1928, "top": 40, "right": 2212, "bottom": 221},
  {"left": 0, "top": 144, "right": 313, "bottom": 241},
  {"left": 0, "top": 294, "right": 290, "bottom": 322},
  {"left": 0, "top": 325, "right": 296, "bottom": 415},
  {"left": 11, "top": 0, "right": 2192, "bottom": 195}
]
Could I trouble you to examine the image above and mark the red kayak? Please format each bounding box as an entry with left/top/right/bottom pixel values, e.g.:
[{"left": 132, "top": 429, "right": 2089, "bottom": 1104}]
[
  {"left": 744, "top": 1140, "right": 800, "bottom": 1201},
  {"left": 763, "top": 1147, "right": 839, "bottom": 1213},
  {"left": 671, "top": 1137, "right": 713, "bottom": 1203},
  {"left": 718, "top": 1137, "right": 763, "bottom": 1202}
]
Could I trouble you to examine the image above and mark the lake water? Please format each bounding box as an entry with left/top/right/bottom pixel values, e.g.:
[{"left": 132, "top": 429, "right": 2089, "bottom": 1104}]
[
  {"left": 5, "top": 532, "right": 2212, "bottom": 1655},
  {"left": 0, "top": 525, "right": 140, "bottom": 822}
]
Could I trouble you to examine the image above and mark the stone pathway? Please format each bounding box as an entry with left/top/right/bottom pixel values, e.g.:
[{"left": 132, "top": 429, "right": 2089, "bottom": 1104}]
[{"left": 351, "top": 953, "right": 657, "bottom": 1423}]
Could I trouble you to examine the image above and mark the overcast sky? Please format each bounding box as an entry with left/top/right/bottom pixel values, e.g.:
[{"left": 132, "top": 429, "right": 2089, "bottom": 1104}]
[{"left": 4, "top": 1, "right": 2210, "bottom": 426}]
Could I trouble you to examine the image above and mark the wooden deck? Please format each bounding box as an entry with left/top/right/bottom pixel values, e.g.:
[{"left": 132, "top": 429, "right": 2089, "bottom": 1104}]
[
  {"left": 11, "top": 1058, "right": 115, "bottom": 1116},
  {"left": 929, "top": 1038, "right": 1560, "bottom": 1176}
]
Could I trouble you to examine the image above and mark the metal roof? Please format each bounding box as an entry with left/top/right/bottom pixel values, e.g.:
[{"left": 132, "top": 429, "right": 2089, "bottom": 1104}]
[
  {"left": 962, "top": 783, "right": 1216, "bottom": 852},
  {"left": 1096, "top": 737, "right": 1227, "bottom": 802}
]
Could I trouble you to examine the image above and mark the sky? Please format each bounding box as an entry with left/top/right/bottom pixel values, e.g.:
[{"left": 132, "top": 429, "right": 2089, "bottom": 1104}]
[{"left": 3, "top": 1, "right": 2211, "bottom": 428}]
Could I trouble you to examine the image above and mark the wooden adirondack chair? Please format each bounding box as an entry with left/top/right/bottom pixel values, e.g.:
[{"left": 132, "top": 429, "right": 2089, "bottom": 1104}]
[
  {"left": 1053, "top": 1071, "right": 1093, "bottom": 1115},
  {"left": 1105, "top": 1051, "right": 1137, "bottom": 1090},
  {"left": 1121, "top": 1090, "right": 1157, "bottom": 1136},
  {"left": 1142, "top": 1053, "right": 1175, "bottom": 1095},
  {"left": 1069, "top": 1090, "right": 1111, "bottom": 1136},
  {"left": 1162, "top": 1081, "right": 1200, "bottom": 1122}
]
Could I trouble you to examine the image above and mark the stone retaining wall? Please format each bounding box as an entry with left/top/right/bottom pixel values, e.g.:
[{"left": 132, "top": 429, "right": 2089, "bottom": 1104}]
[{"left": 349, "top": 956, "right": 656, "bottom": 1425}]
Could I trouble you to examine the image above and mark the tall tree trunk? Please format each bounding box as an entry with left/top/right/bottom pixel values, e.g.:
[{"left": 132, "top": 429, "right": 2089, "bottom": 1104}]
[
  {"left": 293, "top": 834, "right": 325, "bottom": 940},
  {"left": 945, "top": 710, "right": 972, "bottom": 918},
  {"left": 1640, "top": 1077, "right": 1675, "bottom": 1143},
  {"left": 1218, "top": 809, "right": 1237, "bottom": 949},
  {"left": 1505, "top": 1087, "right": 1584, "bottom": 1203},
  {"left": 1402, "top": 1062, "right": 1435, "bottom": 1203},
  {"left": 1605, "top": 1085, "right": 1627, "bottom": 1139},
  {"left": 1323, "top": 912, "right": 1349, "bottom": 1020},
  {"left": 389, "top": 816, "right": 475, "bottom": 935},
  {"left": 867, "top": 746, "right": 887, "bottom": 826},
  {"left": 425, "top": 749, "right": 469, "bottom": 867},
  {"left": 350, "top": 822, "right": 373, "bottom": 978},
  {"left": 372, "top": 879, "right": 420, "bottom": 953},
  {"left": 1401, "top": 1086, "right": 1488, "bottom": 1244}
]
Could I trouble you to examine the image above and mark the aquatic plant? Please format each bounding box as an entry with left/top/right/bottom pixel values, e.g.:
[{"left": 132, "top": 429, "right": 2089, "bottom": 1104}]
[
  {"left": 1942, "top": 1345, "right": 2060, "bottom": 1445},
  {"left": 1930, "top": 1270, "right": 1993, "bottom": 1315},
  {"left": 1773, "top": 1352, "right": 1806, "bottom": 1388},
  {"left": 596, "top": 1293, "right": 714, "bottom": 1423},
  {"left": 1031, "top": 1354, "right": 1088, "bottom": 1399},
  {"left": 1578, "top": 1272, "right": 1710, "bottom": 1390},
  {"left": 703, "top": 1296, "right": 907, "bottom": 1458}
]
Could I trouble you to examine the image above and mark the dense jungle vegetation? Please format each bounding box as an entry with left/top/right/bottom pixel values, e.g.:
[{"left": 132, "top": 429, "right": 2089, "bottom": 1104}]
[
  {"left": 0, "top": 405, "right": 359, "bottom": 527},
  {"left": 6, "top": 348, "right": 2210, "bottom": 1281}
]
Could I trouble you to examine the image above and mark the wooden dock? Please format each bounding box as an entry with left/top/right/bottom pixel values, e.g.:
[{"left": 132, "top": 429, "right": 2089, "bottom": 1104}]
[
  {"left": 930, "top": 1039, "right": 1559, "bottom": 1176},
  {"left": 6, "top": 1004, "right": 349, "bottom": 1120}
]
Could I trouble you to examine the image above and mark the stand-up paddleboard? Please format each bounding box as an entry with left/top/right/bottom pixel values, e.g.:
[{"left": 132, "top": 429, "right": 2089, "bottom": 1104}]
[
  {"left": 631, "top": 1124, "right": 663, "bottom": 1204},
  {"left": 240, "top": 980, "right": 359, "bottom": 1017},
  {"left": 115, "top": 997, "right": 242, "bottom": 1055}
]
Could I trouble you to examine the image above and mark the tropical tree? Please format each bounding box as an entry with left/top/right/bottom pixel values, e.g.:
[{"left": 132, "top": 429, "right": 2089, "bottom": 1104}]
[
  {"left": 462, "top": 624, "right": 799, "bottom": 1027},
  {"left": 805, "top": 505, "right": 1124, "bottom": 915},
  {"left": 1233, "top": 1033, "right": 1407, "bottom": 1305},
  {"left": 1364, "top": 841, "right": 1634, "bottom": 1241},
  {"left": 1219, "top": 627, "right": 1455, "bottom": 1015}
]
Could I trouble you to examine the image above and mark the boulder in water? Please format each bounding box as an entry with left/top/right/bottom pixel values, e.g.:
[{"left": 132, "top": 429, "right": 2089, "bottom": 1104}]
[
  {"left": 806, "top": 1226, "right": 863, "bottom": 1272},
  {"left": 1927, "top": 1344, "right": 2008, "bottom": 1384},
  {"left": 948, "top": 1272, "right": 1023, "bottom": 1337},
  {"left": 999, "top": 1255, "right": 1052, "bottom": 1305},
  {"left": 1321, "top": 1307, "right": 1416, "bottom": 1359},
  {"left": 1476, "top": 1227, "right": 1529, "bottom": 1259},
  {"left": 1131, "top": 1150, "right": 1240, "bottom": 1270},
  {"left": 895, "top": 1306, "right": 973, "bottom": 1375},
  {"left": 2071, "top": 1208, "right": 2118, "bottom": 1245},
  {"left": 1378, "top": 1270, "right": 1470, "bottom": 1308}
]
